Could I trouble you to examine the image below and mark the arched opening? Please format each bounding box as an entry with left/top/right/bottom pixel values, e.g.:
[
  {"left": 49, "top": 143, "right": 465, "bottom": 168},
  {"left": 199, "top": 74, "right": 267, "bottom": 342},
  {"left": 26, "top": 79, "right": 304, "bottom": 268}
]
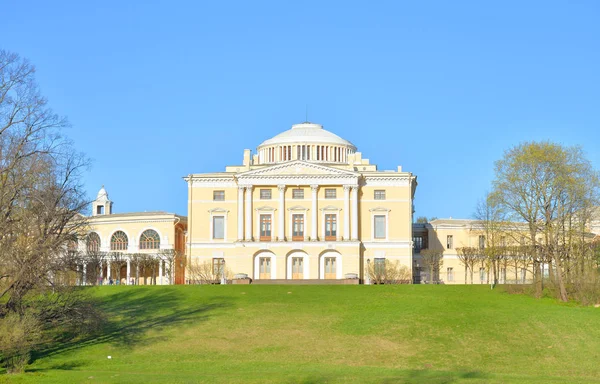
[
  {"left": 253, "top": 250, "right": 277, "bottom": 280},
  {"left": 286, "top": 250, "right": 309, "bottom": 280},
  {"left": 319, "top": 251, "right": 342, "bottom": 279}
]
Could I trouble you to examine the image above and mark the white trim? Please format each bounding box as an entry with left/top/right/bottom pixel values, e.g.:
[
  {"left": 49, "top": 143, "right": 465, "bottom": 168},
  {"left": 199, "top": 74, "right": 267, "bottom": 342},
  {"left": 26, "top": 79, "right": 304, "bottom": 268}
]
[
  {"left": 370, "top": 208, "right": 390, "bottom": 241},
  {"left": 320, "top": 207, "right": 341, "bottom": 241},
  {"left": 108, "top": 228, "right": 133, "bottom": 252},
  {"left": 254, "top": 251, "right": 277, "bottom": 279},
  {"left": 256, "top": 212, "right": 275, "bottom": 241},
  {"left": 136, "top": 227, "right": 166, "bottom": 250},
  {"left": 289, "top": 211, "right": 307, "bottom": 241},
  {"left": 319, "top": 251, "right": 343, "bottom": 279},
  {"left": 209, "top": 208, "right": 228, "bottom": 242},
  {"left": 286, "top": 251, "right": 310, "bottom": 279},
  {"left": 362, "top": 241, "right": 411, "bottom": 248}
]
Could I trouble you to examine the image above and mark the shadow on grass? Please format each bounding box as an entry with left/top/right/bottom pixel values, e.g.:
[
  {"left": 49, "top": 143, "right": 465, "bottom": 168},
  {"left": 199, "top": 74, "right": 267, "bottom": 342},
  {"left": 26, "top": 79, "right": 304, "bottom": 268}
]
[
  {"left": 288, "top": 370, "right": 488, "bottom": 384},
  {"left": 28, "top": 287, "right": 232, "bottom": 368}
]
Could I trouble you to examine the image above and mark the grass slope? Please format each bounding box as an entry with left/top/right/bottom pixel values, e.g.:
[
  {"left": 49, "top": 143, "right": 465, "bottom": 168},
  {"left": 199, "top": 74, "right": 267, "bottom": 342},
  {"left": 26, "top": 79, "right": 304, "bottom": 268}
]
[{"left": 1, "top": 285, "right": 599, "bottom": 384}]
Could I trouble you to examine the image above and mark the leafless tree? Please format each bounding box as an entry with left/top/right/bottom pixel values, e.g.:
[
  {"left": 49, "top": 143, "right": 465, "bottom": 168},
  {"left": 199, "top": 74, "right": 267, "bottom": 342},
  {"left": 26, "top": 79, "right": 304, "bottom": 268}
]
[
  {"left": 419, "top": 249, "right": 444, "bottom": 284},
  {"left": 367, "top": 259, "right": 411, "bottom": 284}
]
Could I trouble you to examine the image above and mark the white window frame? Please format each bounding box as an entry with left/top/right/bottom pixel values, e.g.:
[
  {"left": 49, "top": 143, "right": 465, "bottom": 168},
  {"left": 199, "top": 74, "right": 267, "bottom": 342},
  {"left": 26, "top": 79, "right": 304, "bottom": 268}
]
[
  {"left": 255, "top": 206, "right": 276, "bottom": 241},
  {"left": 447, "top": 267, "right": 454, "bottom": 282},
  {"left": 320, "top": 206, "right": 341, "bottom": 241},
  {"left": 319, "top": 252, "right": 343, "bottom": 279},
  {"left": 254, "top": 252, "right": 277, "bottom": 280},
  {"left": 447, "top": 235, "right": 453, "bottom": 249},
  {"left": 292, "top": 188, "right": 304, "bottom": 199},
  {"left": 324, "top": 188, "right": 337, "bottom": 199},
  {"left": 374, "top": 190, "right": 386, "bottom": 200},
  {"left": 288, "top": 206, "right": 309, "bottom": 241},
  {"left": 260, "top": 189, "right": 272, "bottom": 200},
  {"left": 213, "top": 190, "right": 225, "bottom": 201},
  {"left": 369, "top": 207, "right": 390, "bottom": 241},
  {"left": 286, "top": 251, "right": 310, "bottom": 279},
  {"left": 208, "top": 208, "right": 229, "bottom": 242}
]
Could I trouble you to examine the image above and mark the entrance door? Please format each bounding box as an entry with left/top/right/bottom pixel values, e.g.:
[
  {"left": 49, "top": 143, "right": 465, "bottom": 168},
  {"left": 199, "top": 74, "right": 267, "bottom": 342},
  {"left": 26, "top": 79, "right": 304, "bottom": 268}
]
[
  {"left": 292, "top": 257, "right": 304, "bottom": 279},
  {"left": 324, "top": 257, "right": 336, "bottom": 279},
  {"left": 259, "top": 257, "right": 271, "bottom": 279}
]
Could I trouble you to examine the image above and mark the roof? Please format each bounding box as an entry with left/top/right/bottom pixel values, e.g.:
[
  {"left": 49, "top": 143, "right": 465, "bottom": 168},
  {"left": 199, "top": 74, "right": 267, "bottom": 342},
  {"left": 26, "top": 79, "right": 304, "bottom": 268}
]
[{"left": 258, "top": 122, "right": 356, "bottom": 149}]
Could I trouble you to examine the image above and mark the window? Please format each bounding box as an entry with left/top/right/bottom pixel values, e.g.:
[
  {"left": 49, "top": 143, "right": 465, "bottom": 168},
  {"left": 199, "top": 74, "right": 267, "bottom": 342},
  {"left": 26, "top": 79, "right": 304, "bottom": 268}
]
[
  {"left": 374, "top": 190, "right": 386, "bottom": 200},
  {"left": 87, "top": 232, "right": 100, "bottom": 253},
  {"left": 292, "top": 189, "right": 304, "bottom": 199},
  {"left": 374, "top": 258, "right": 386, "bottom": 276},
  {"left": 213, "top": 190, "right": 225, "bottom": 201},
  {"left": 140, "top": 229, "right": 160, "bottom": 249},
  {"left": 260, "top": 189, "right": 271, "bottom": 200},
  {"left": 213, "top": 216, "right": 224, "bottom": 239},
  {"left": 446, "top": 235, "right": 453, "bottom": 249},
  {"left": 413, "top": 236, "right": 426, "bottom": 252},
  {"left": 501, "top": 268, "right": 507, "bottom": 283},
  {"left": 324, "top": 257, "right": 336, "bottom": 279},
  {"left": 520, "top": 268, "right": 527, "bottom": 283},
  {"left": 292, "top": 214, "right": 304, "bottom": 241},
  {"left": 374, "top": 215, "right": 386, "bottom": 239},
  {"left": 325, "top": 189, "right": 336, "bottom": 199},
  {"left": 479, "top": 267, "right": 486, "bottom": 282},
  {"left": 478, "top": 235, "right": 485, "bottom": 249},
  {"left": 110, "top": 231, "right": 128, "bottom": 251},
  {"left": 325, "top": 214, "right": 337, "bottom": 241},
  {"left": 260, "top": 215, "right": 272, "bottom": 241},
  {"left": 447, "top": 267, "right": 454, "bottom": 282},
  {"left": 212, "top": 258, "right": 225, "bottom": 276}
]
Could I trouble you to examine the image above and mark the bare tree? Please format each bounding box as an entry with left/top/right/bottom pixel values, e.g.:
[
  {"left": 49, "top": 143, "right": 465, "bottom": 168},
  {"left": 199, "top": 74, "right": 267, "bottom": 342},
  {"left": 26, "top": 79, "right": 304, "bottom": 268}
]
[
  {"left": 0, "top": 50, "right": 93, "bottom": 372},
  {"left": 419, "top": 249, "right": 444, "bottom": 284},
  {"left": 367, "top": 259, "right": 411, "bottom": 284},
  {"left": 456, "top": 247, "right": 478, "bottom": 284}
]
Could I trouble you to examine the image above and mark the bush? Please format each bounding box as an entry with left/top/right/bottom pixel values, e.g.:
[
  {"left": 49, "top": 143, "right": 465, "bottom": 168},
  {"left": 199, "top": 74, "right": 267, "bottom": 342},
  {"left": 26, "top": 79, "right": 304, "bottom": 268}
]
[{"left": 0, "top": 312, "right": 42, "bottom": 373}]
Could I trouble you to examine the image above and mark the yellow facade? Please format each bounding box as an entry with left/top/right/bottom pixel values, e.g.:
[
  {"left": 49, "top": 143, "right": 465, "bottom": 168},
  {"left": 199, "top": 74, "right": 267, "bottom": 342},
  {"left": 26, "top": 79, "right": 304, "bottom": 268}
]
[{"left": 185, "top": 123, "right": 416, "bottom": 283}]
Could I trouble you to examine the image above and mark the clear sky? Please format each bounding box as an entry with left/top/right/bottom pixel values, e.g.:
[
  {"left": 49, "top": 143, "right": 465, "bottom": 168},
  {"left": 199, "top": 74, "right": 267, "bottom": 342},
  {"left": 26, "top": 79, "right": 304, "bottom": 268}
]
[{"left": 3, "top": 1, "right": 599, "bottom": 220}]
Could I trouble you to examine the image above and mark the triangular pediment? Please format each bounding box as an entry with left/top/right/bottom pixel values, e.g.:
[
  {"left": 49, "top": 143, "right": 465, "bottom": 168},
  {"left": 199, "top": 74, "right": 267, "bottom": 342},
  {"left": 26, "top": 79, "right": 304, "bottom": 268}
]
[{"left": 237, "top": 161, "right": 359, "bottom": 178}]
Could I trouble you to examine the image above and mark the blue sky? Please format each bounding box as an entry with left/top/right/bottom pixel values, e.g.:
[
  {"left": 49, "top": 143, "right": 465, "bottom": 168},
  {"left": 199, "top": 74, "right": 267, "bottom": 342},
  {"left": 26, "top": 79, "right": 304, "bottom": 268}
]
[{"left": 3, "top": 1, "right": 599, "bottom": 220}]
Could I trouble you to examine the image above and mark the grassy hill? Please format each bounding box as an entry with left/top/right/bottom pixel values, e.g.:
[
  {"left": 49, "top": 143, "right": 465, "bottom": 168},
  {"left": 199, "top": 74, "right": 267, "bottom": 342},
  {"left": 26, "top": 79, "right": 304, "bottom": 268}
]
[{"left": 1, "top": 285, "right": 599, "bottom": 383}]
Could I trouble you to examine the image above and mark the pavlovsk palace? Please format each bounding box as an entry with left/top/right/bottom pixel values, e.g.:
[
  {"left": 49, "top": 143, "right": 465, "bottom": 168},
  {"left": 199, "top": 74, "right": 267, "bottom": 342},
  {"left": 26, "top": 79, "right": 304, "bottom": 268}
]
[{"left": 83, "top": 122, "right": 600, "bottom": 285}]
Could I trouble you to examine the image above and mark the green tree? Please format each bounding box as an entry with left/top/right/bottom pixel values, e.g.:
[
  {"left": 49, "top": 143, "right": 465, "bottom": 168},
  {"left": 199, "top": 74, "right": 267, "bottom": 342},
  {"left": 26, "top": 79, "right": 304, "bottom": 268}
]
[{"left": 491, "top": 141, "right": 600, "bottom": 301}]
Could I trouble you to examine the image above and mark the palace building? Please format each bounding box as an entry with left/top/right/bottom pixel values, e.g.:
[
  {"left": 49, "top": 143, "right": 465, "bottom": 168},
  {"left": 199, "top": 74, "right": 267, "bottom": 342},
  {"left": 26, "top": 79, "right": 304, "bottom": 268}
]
[{"left": 184, "top": 122, "right": 417, "bottom": 282}]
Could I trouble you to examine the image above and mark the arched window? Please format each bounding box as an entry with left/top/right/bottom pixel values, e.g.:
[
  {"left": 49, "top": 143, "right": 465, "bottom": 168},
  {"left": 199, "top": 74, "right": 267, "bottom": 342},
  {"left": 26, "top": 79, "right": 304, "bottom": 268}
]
[
  {"left": 140, "top": 229, "right": 160, "bottom": 250},
  {"left": 110, "top": 231, "right": 128, "bottom": 251},
  {"left": 87, "top": 232, "right": 101, "bottom": 253}
]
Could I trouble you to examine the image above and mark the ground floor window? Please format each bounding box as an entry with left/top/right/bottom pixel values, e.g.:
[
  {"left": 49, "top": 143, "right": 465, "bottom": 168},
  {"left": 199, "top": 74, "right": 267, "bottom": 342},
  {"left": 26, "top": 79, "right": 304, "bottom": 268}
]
[
  {"left": 324, "top": 257, "right": 336, "bottom": 279},
  {"left": 212, "top": 258, "right": 225, "bottom": 276},
  {"left": 259, "top": 257, "right": 271, "bottom": 279},
  {"left": 447, "top": 267, "right": 454, "bottom": 282}
]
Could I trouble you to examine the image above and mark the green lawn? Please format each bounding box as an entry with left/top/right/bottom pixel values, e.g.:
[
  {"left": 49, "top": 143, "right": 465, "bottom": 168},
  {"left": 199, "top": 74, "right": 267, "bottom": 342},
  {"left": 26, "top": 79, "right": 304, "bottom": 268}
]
[{"left": 1, "top": 285, "right": 599, "bottom": 383}]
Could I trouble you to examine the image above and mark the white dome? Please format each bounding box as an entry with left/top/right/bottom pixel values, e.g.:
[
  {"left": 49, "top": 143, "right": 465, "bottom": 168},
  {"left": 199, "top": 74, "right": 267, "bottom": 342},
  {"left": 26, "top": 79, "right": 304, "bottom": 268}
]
[
  {"left": 96, "top": 185, "right": 109, "bottom": 200},
  {"left": 258, "top": 123, "right": 356, "bottom": 149}
]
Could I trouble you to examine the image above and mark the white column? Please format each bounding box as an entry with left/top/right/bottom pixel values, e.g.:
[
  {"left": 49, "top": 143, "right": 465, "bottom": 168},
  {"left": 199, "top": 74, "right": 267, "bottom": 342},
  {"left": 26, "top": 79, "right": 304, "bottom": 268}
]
[
  {"left": 351, "top": 186, "right": 359, "bottom": 240},
  {"left": 107, "top": 261, "right": 111, "bottom": 280},
  {"left": 245, "top": 186, "right": 253, "bottom": 241},
  {"left": 344, "top": 185, "right": 351, "bottom": 241},
  {"left": 311, "top": 185, "right": 318, "bottom": 241},
  {"left": 127, "top": 259, "right": 131, "bottom": 285},
  {"left": 82, "top": 263, "right": 87, "bottom": 286},
  {"left": 238, "top": 186, "right": 245, "bottom": 240},
  {"left": 278, "top": 185, "right": 286, "bottom": 241},
  {"left": 159, "top": 260, "right": 163, "bottom": 285}
]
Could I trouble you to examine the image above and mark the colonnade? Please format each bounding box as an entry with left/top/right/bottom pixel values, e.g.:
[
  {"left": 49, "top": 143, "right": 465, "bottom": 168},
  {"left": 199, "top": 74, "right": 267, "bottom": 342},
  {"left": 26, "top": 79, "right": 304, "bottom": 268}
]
[
  {"left": 258, "top": 144, "right": 354, "bottom": 164},
  {"left": 236, "top": 184, "right": 359, "bottom": 242}
]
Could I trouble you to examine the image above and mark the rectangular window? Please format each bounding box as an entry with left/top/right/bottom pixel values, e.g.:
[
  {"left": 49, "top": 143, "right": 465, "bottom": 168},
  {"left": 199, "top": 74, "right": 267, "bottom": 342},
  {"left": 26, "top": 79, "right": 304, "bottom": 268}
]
[
  {"left": 501, "top": 268, "right": 507, "bottom": 283},
  {"left": 374, "top": 190, "right": 386, "bottom": 200},
  {"left": 292, "top": 214, "right": 304, "bottom": 241},
  {"left": 478, "top": 235, "right": 485, "bottom": 249},
  {"left": 213, "top": 190, "right": 225, "bottom": 201},
  {"left": 260, "top": 215, "right": 272, "bottom": 241},
  {"left": 374, "top": 215, "right": 386, "bottom": 239},
  {"left": 213, "top": 216, "right": 224, "bottom": 239},
  {"left": 212, "top": 258, "right": 225, "bottom": 276},
  {"left": 292, "top": 189, "right": 304, "bottom": 199},
  {"left": 479, "top": 267, "right": 486, "bottom": 282},
  {"left": 325, "top": 189, "right": 336, "bottom": 199},
  {"left": 413, "top": 236, "right": 424, "bottom": 252},
  {"left": 260, "top": 189, "right": 271, "bottom": 200},
  {"left": 325, "top": 214, "right": 337, "bottom": 241},
  {"left": 447, "top": 267, "right": 454, "bottom": 282},
  {"left": 520, "top": 268, "right": 527, "bottom": 283},
  {"left": 374, "top": 258, "right": 386, "bottom": 276},
  {"left": 446, "top": 235, "right": 453, "bottom": 249}
]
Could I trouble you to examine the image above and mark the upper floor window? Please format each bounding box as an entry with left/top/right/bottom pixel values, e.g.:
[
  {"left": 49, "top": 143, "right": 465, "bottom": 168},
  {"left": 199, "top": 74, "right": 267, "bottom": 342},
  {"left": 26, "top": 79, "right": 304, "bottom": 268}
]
[
  {"left": 478, "top": 235, "right": 485, "bottom": 249},
  {"left": 413, "top": 236, "right": 425, "bottom": 252},
  {"left": 325, "top": 189, "right": 336, "bottom": 199},
  {"left": 374, "top": 215, "right": 386, "bottom": 239},
  {"left": 446, "top": 235, "right": 453, "bottom": 249},
  {"left": 110, "top": 231, "right": 128, "bottom": 251},
  {"left": 87, "top": 232, "right": 101, "bottom": 253},
  {"left": 140, "top": 229, "right": 160, "bottom": 249},
  {"left": 260, "top": 189, "right": 272, "bottom": 200},
  {"left": 213, "top": 216, "right": 225, "bottom": 239},
  {"left": 213, "top": 190, "right": 225, "bottom": 201},
  {"left": 374, "top": 190, "right": 386, "bottom": 200},
  {"left": 292, "top": 189, "right": 304, "bottom": 199}
]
